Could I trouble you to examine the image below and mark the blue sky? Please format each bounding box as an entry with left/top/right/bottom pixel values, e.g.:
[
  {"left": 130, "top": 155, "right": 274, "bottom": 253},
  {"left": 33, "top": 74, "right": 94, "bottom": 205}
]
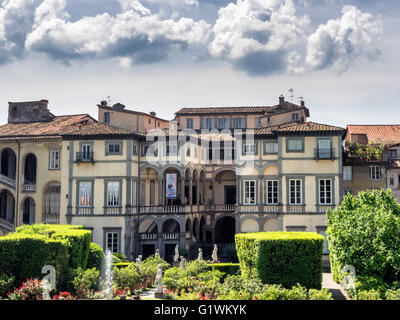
[{"left": 0, "top": 0, "right": 398, "bottom": 127}]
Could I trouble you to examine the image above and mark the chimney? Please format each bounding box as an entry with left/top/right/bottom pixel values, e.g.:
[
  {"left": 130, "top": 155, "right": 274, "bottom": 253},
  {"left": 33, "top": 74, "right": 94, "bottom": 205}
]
[
  {"left": 279, "top": 95, "right": 284, "bottom": 105},
  {"left": 300, "top": 100, "right": 305, "bottom": 107}
]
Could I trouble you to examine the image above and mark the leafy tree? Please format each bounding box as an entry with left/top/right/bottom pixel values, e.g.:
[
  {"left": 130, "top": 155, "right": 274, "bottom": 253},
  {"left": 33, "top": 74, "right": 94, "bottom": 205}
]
[{"left": 327, "top": 189, "right": 400, "bottom": 283}]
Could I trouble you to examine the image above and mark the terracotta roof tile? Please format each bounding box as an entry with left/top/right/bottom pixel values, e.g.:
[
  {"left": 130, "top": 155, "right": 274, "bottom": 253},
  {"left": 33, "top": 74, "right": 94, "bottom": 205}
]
[
  {"left": 274, "top": 121, "right": 345, "bottom": 134},
  {"left": 0, "top": 114, "right": 95, "bottom": 139},
  {"left": 61, "top": 123, "right": 135, "bottom": 136},
  {"left": 346, "top": 125, "right": 400, "bottom": 145}
]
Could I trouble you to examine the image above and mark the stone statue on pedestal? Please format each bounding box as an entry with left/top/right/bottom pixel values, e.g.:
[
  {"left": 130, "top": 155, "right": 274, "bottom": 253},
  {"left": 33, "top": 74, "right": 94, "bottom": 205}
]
[
  {"left": 154, "top": 264, "right": 164, "bottom": 299},
  {"left": 136, "top": 255, "right": 142, "bottom": 267},
  {"left": 179, "top": 256, "right": 187, "bottom": 270},
  {"left": 155, "top": 248, "right": 160, "bottom": 259},
  {"left": 198, "top": 248, "right": 203, "bottom": 261},
  {"left": 211, "top": 244, "right": 219, "bottom": 263},
  {"left": 173, "top": 244, "right": 179, "bottom": 263}
]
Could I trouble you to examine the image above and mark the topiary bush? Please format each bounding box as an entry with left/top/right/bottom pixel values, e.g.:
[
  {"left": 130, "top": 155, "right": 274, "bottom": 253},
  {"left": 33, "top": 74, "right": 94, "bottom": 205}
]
[
  {"left": 72, "top": 267, "right": 99, "bottom": 299},
  {"left": 209, "top": 263, "right": 240, "bottom": 277},
  {"left": 87, "top": 243, "right": 105, "bottom": 270},
  {"left": 235, "top": 232, "right": 324, "bottom": 289},
  {"left": 327, "top": 190, "right": 400, "bottom": 284},
  {"left": 113, "top": 266, "right": 141, "bottom": 292}
]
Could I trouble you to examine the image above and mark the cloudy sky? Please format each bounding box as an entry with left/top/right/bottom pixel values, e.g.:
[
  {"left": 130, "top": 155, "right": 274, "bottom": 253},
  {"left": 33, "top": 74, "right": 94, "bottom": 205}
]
[{"left": 0, "top": 0, "right": 398, "bottom": 127}]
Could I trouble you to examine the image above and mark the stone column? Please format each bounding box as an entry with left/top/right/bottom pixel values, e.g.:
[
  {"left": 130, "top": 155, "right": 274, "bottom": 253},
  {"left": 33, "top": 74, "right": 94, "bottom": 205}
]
[
  {"left": 180, "top": 175, "right": 185, "bottom": 205},
  {"left": 196, "top": 177, "right": 200, "bottom": 205},
  {"left": 189, "top": 176, "right": 193, "bottom": 205},
  {"left": 158, "top": 177, "right": 163, "bottom": 206}
]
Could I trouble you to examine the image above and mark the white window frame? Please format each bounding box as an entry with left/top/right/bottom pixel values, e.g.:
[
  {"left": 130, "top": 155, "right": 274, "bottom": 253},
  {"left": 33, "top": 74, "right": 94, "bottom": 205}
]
[
  {"left": 106, "top": 181, "right": 120, "bottom": 207},
  {"left": 106, "top": 232, "right": 119, "bottom": 253},
  {"left": 243, "top": 180, "right": 256, "bottom": 205},
  {"left": 319, "top": 179, "right": 332, "bottom": 205},
  {"left": 265, "top": 180, "right": 278, "bottom": 204},
  {"left": 287, "top": 138, "right": 303, "bottom": 152},
  {"left": 186, "top": 118, "right": 193, "bottom": 129},
  {"left": 243, "top": 143, "right": 256, "bottom": 154},
  {"left": 370, "top": 166, "right": 381, "bottom": 181},
  {"left": 289, "top": 179, "right": 302, "bottom": 205},
  {"left": 78, "top": 181, "right": 92, "bottom": 208},
  {"left": 49, "top": 149, "right": 60, "bottom": 170},
  {"left": 265, "top": 142, "right": 278, "bottom": 154}
]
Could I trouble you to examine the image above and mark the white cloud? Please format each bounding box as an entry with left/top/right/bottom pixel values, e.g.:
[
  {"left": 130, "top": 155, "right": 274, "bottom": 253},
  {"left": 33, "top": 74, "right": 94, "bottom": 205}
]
[
  {"left": 208, "top": 0, "right": 311, "bottom": 74},
  {"left": 305, "top": 5, "right": 382, "bottom": 72}
]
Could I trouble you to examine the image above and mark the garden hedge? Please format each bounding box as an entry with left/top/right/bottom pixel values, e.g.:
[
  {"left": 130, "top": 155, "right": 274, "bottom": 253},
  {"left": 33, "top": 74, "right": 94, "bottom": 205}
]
[
  {"left": 87, "top": 242, "right": 105, "bottom": 270},
  {"left": 0, "top": 224, "right": 91, "bottom": 285},
  {"left": 209, "top": 263, "right": 240, "bottom": 277},
  {"left": 235, "top": 232, "right": 324, "bottom": 289}
]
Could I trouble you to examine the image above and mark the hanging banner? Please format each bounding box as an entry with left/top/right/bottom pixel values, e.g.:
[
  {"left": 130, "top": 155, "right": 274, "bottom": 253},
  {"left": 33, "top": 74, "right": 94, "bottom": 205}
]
[{"left": 166, "top": 173, "right": 177, "bottom": 199}]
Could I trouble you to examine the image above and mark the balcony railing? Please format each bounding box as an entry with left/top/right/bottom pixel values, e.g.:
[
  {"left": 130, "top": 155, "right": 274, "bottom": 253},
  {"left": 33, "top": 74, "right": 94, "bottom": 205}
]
[
  {"left": 139, "top": 233, "right": 180, "bottom": 240},
  {"left": 43, "top": 214, "right": 60, "bottom": 224},
  {"left": 263, "top": 204, "right": 281, "bottom": 213},
  {"left": 77, "top": 207, "right": 93, "bottom": 215},
  {"left": 22, "top": 183, "right": 36, "bottom": 192},
  {"left": 213, "top": 204, "right": 236, "bottom": 212},
  {"left": 315, "top": 147, "right": 335, "bottom": 160},
  {"left": 105, "top": 207, "right": 121, "bottom": 215},
  {"left": 286, "top": 204, "right": 305, "bottom": 213},
  {"left": 140, "top": 233, "right": 157, "bottom": 240},
  {"left": 163, "top": 233, "right": 179, "bottom": 240},
  {"left": 139, "top": 205, "right": 185, "bottom": 214},
  {"left": 0, "top": 174, "right": 15, "bottom": 189},
  {"left": 237, "top": 205, "right": 258, "bottom": 213},
  {"left": 76, "top": 152, "right": 94, "bottom": 162},
  {"left": 317, "top": 205, "right": 335, "bottom": 213}
]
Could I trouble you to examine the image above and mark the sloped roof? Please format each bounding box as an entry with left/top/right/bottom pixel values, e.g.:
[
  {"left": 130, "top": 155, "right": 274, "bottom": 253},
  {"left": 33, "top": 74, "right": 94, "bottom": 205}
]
[
  {"left": 0, "top": 114, "right": 95, "bottom": 140},
  {"left": 346, "top": 125, "right": 400, "bottom": 145},
  {"left": 61, "top": 123, "right": 134, "bottom": 137},
  {"left": 274, "top": 121, "right": 345, "bottom": 135}
]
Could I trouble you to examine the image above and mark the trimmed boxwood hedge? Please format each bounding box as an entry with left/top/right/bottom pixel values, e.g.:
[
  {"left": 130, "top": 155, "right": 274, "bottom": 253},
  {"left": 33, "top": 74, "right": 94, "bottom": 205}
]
[
  {"left": 0, "top": 224, "right": 91, "bottom": 286},
  {"left": 87, "top": 242, "right": 105, "bottom": 270},
  {"left": 235, "top": 232, "right": 324, "bottom": 289},
  {"left": 209, "top": 263, "right": 240, "bottom": 277}
]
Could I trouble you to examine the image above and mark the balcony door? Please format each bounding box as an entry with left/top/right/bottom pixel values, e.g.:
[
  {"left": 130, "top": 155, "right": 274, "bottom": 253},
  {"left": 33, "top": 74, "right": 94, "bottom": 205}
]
[
  {"left": 81, "top": 143, "right": 92, "bottom": 161},
  {"left": 225, "top": 185, "right": 236, "bottom": 204},
  {"left": 318, "top": 139, "right": 331, "bottom": 159}
]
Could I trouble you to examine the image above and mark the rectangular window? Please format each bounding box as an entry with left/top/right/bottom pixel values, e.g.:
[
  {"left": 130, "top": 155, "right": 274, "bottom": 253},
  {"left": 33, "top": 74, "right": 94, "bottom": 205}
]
[
  {"left": 79, "top": 182, "right": 92, "bottom": 208},
  {"left": 106, "top": 232, "right": 119, "bottom": 253},
  {"left": 255, "top": 117, "right": 262, "bottom": 128},
  {"left": 186, "top": 144, "right": 191, "bottom": 157},
  {"left": 344, "top": 189, "right": 353, "bottom": 196},
  {"left": 202, "top": 118, "right": 216, "bottom": 129},
  {"left": 107, "top": 142, "right": 121, "bottom": 155},
  {"left": 233, "top": 118, "right": 245, "bottom": 129},
  {"left": 389, "top": 149, "right": 398, "bottom": 159},
  {"left": 104, "top": 112, "right": 110, "bottom": 124},
  {"left": 370, "top": 166, "right": 381, "bottom": 181},
  {"left": 80, "top": 143, "right": 92, "bottom": 161},
  {"left": 49, "top": 149, "right": 60, "bottom": 170},
  {"left": 317, "top": 139, "right": 332, "bottom": 158},
  {"left": 132, "top": 180, "right": 137, "bottom": 206},
  {"left": 390, "top": 177, "right": 395, "bottom": 186},
  {"left": 319, "top": 179, "right": 332, "bottom": 205},
  {"left": 244, "top": 180, "right": 256, "bottom": 205},
  {"left": 132, "top": 143, "right": 138, "bottom": 155},
  {"left": 287, "top": 138, "right": 303, "bottom": 152},
  {"left": 343, "top": 166, "right": 352, "bottom": 181},
  {"left": 186, "top": 118, "right": 193, "bottom": 129},
  {"left": 265, "top": 180, "right": 278, "bottom": 204},
  {"left": 243, "top": 143, "right": 256, "bottom": 154},
  {"left": 106, "top": 181, "right": 120, "bottom": 207},
  {"left": 292, "top": 113, "right": 299, "bottom": 121},
  {"left": 289, "top": 179, "right": 302, "bottom": 205},
  {"left": 265, "top": 142, "right": 278, "bottom": 154}
]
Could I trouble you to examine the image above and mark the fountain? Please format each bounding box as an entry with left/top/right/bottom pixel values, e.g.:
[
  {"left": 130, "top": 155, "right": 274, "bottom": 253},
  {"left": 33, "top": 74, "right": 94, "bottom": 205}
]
[{"left": 103, "top": 249, "right": 114, "bottom": 300}]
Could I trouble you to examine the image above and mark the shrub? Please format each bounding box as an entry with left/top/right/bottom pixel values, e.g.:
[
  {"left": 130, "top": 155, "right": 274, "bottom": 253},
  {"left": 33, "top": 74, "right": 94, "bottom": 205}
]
[
  {"left": 87, "top": 243, "right": 105, "bottom": 270},
  {"left": 235, "top": 232, "right": 324, "bottom": 289},
  {"left": 72, "top": 268, "right": 99, "bottom": 299},
  {"left": 7, "top": 278, "right": 43, "bottom": 300},
  {"left": 186, "top": 260, "right": 209, "bottom": 276},
  {"left": 356, "top": 289, "right": 382, "bottom": 300},
  {"left": 385, "top": 289, "right": 400, "bottom": 300},
  {"left": 113, "top": 262, "right": 131, "bottom": 269},
  {"left": 0, "top": 224, "right": 92, "bottom": 286},
  {"left": 307, "top": 288, "right": 333, "bottom": 300},
  {"left": 209, "top": 263, "right": 240, "bottom": 277},
  {"left": 113, "top": 253, "right": 128, "bottom": 262},
  {"left": 354, "top": 275, "right": 387, "bottom": 298},
  {"left": 327, "top": 190, "right": 400, "bottom": 284},
  {"left": 0, "top": 274, "right": 15, "bottom": 297},
  {"left": 113, "top": 266, "right": 141, "bottom": 292},
  {"left": 163, "top": 267, "right": 181, "bottom": 290}
]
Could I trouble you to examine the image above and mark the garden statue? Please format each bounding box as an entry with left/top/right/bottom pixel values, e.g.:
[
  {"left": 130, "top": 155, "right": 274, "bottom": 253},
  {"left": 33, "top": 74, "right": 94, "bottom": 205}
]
[
  {"left": 198, "top": 248, "right": 203, "bottom": 261},
  {"left": 211, "top": 244, "right": 219, "bottom": 263},
  {"left": 154, "top": 264, "right": 164, "bottom": 299},
  {"left": 41, "top": 279, "right": 52, "bottom": 300},
  {"left": 173, "top": 244, "right": 179, "bottom": 263},
  {"left": 136, "top": 255, "right": 142, "bottom": 267},
  {"left": 179, "top": 256, "right": 187, "bottom": 270},
  {"left": 155, "top": 248, "right": 160, "bottom": 259}
]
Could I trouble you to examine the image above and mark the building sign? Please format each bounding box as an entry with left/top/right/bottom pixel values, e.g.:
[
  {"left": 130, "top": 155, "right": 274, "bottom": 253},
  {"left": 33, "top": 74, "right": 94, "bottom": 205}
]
[{"left": 166, "top": 173, "right": 177, "bottom": 199}]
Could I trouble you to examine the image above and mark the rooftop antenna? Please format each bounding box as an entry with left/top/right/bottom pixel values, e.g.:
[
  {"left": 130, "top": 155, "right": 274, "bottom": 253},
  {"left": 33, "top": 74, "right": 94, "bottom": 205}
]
[
  {"left": 106, "top": 95, "right": 111, "bottom": 106},
  {"left": 288, "top": 88, "right": 294, "bottom": 103},
  {"left": 298, "top": 96, "right": 304, "bottom": 103}
]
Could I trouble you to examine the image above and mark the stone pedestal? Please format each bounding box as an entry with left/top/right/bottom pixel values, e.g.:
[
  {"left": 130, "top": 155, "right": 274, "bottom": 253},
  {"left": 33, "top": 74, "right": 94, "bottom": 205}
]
[{"left": 154, "top": 291, "right": 164, "bottom": 299}]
